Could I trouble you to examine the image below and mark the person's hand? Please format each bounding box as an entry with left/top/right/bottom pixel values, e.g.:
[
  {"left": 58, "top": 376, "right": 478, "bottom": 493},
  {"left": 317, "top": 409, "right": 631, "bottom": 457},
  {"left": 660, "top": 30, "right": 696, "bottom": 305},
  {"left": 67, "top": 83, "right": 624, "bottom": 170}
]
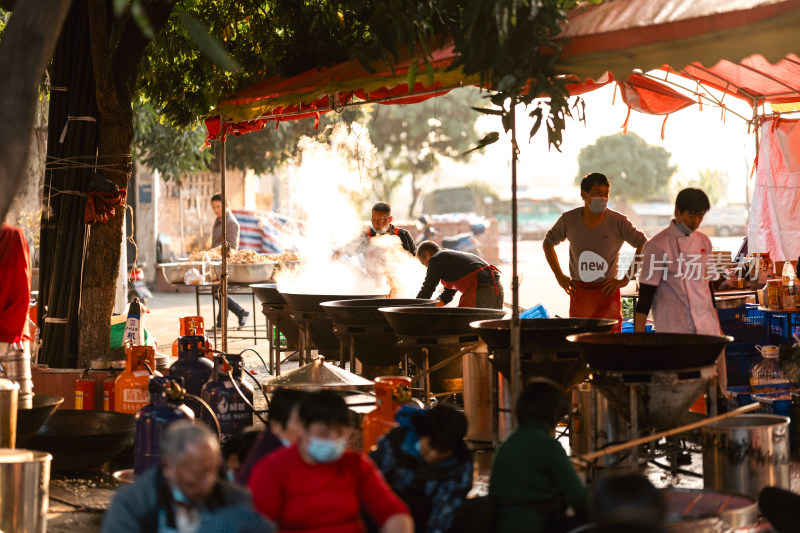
[
  {"left": 601, "top": 277, "right": 628, "bottom": 296},
  {"left": 556, "top": 273, "right": 576, "bottom": 296}
]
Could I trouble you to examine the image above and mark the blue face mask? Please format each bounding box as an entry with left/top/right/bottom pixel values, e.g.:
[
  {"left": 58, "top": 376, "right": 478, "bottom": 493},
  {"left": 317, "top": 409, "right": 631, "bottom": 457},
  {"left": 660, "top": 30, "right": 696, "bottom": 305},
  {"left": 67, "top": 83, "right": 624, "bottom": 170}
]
[
  {"left": 170, "top": 483, "right": 194, "bottom": 506},
  {"left": 280, "top": 437, "right": 291, "bottom": 447},
  {"left": 676, "top": 221, "right": 693, "bottom": 235},
  {"left": 589, "top": 197, "right": 608, "bottom": 214},
  {"left": 307, "top": 436, "right": 346, "bottom": 463}
]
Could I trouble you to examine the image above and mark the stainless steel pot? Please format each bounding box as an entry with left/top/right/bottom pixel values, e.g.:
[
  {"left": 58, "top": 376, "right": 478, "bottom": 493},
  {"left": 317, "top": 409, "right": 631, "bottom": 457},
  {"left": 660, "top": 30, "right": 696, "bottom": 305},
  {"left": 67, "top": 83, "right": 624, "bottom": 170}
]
[
  {"left": 0, "top": 449, "right": 51, "bottom": 533},
  {"left": 702, "top": 414, "right": 790, "bottom": 498}
]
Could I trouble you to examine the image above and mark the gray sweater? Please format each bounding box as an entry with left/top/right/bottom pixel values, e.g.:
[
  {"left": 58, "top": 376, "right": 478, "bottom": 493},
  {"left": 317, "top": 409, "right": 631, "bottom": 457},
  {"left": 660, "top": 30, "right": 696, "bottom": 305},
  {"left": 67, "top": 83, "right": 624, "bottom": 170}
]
[{"left": 212, "top": 210, "right": 240, "bottom": 250}]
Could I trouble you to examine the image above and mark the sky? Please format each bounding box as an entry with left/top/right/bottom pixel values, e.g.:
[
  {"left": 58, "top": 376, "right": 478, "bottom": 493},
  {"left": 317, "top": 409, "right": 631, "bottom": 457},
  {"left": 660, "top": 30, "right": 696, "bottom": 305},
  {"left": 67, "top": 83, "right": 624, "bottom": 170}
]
[{"left": 429, "top": 82, "right": 757, "bottom": 208}]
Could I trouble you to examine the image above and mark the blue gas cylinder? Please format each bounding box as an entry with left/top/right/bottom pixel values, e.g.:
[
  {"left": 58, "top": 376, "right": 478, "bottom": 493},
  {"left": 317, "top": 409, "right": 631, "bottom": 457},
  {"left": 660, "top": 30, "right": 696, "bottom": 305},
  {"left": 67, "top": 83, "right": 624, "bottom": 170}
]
[
  {"left": 169, "top": 335, "right": 213, "bottom": 417},
  {"left": 201, "top": 353, "right": 253, "bottom": 444},
  {"left": 134, "top": 376, "right": 194, "bottom": 476}
]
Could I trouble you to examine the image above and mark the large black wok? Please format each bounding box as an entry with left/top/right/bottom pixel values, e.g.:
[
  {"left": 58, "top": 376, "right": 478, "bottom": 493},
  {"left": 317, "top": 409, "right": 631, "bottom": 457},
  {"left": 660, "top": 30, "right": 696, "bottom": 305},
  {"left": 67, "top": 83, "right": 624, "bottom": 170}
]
[
  {"left": 25, "top": 410, "right": 136, "bottom": 471},
  {"left": 471, "top": 318, "right": 618, "bottom": 387},
  {"left": 250, "top": 283, "right": 286, "bottom": 305},
  {"left": 567, "top": 332, "right": 733, "bottom": 372},
  {"left": 379, "top": 307, "right": 507, "bottom": 336},
  {"left": 320, "top": 299, "right": 438, "bottom": 366},
  {"left": 16, "top": 394, "right": 64, "bottom": 445},
  {"left": 282, "top": 292, "right": 388, "bottom": 354},
  {"left": 321, "top": 298, "right": 438, "bottom": 326}
]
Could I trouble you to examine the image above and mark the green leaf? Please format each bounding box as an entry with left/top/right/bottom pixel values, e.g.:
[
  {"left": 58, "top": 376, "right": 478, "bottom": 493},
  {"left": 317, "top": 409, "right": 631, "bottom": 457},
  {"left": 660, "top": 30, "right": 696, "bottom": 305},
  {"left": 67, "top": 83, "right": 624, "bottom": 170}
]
[
  {"left": 113, "top": 0, "right": 128, "bottom": 17},
  {"left": 529, "top": 107, "right": 543, "bottom": 138},
  {"left": 464, "top": 131, "right": 500, "bottom": 154},
  {"left": 180, "top": 11, "right": 241, "bottom": 73},
  {"left": 407, "top": 57, "right": 419, "bottom": 90}
]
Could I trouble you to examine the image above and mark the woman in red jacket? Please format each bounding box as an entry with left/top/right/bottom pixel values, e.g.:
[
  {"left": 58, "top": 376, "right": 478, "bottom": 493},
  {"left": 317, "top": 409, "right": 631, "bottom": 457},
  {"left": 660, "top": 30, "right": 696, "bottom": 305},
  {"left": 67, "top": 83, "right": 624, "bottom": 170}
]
[{"left": 248, "top": 390, "right": 413, "bottom": 533}]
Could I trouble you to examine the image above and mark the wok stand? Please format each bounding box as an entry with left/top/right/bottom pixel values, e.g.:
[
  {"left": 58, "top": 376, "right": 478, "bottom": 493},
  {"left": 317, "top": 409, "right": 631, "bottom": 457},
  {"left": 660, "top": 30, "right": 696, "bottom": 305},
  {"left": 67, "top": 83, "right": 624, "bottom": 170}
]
[{"left": 262, "top": 303, "right": 300, "bottom": 377}]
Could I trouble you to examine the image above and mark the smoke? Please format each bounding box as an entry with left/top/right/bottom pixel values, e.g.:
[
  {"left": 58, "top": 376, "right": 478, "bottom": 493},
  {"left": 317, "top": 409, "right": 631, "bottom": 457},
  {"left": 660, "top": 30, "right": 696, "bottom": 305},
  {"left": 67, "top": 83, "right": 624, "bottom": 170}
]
[{"left": 275, "top": 125, "right": 424, "bottom": 296}]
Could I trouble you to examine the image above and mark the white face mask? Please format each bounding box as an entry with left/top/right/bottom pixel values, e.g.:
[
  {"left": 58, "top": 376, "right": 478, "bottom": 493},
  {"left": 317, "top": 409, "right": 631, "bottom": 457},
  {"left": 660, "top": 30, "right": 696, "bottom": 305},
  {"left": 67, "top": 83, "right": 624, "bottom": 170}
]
[
  {"left": 589, "top": 197, "right": 608, "bottom": 214},
  {"left": 306, "top": 436, "right": 346, "bottom": 463}
]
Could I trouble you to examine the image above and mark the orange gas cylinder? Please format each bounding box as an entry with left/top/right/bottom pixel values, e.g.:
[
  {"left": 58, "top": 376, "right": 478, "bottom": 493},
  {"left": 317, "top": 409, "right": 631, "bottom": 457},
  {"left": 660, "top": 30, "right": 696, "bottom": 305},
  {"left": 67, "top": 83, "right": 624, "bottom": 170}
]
[
  {"left": 115, "top": 345, "right": 162, "bottom": 414},
  {"left": 172, "top": 317, "right": 213, "bottom": 358},
  {"left": 75, "top": 369, "right": 95, "bottom": 410},
  {"left": 362, "top": 376, "right": 412, "bottom": 454}
]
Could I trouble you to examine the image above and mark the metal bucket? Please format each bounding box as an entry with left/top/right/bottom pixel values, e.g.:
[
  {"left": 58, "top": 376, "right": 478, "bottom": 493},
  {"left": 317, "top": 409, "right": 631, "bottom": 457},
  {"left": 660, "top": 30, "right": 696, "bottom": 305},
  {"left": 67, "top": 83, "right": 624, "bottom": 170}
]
[
  {"left": 1, "top": 343, "right": 32, "bottom": 409},
  {"left": 462, "top": 350, "right": 493, "bottom": 444},
  {"left": 702, "top": 414, "right": 790, "bottom": 498},
  {"left": 0, "top": 449, "right": 52, "bottom": 533},
  {"left": 0, "top": 379, "right": 19, "bottom": 448},
  {"left": 570, "top": 382, "right": 630, "bottom": 466}
]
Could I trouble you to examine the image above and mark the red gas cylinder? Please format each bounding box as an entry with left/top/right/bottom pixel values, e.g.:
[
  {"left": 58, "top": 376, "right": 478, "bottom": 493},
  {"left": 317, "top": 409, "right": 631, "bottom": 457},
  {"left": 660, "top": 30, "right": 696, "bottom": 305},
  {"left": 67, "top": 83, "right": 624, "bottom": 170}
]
[
  {"left": 362, "top": 376, "right": 412, "bottom": 454},
  {"left": 172, "top": 316, "right": 213, "bottom": 358},
  {"left": 103, "top": 367, "right": 118, "bottom": 411},
  {"left": 75, "top": 369, "right": 96, "bottom": 410}
]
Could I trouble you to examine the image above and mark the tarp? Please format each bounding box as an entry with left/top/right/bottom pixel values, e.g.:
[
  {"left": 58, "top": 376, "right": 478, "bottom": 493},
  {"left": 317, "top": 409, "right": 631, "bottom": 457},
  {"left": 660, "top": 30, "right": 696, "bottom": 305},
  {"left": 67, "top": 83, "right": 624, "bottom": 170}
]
[
  {"left": 748, "top": 116, "right": 800, "bottom": 263},
  {"left": 205, "top": 0, "right": 800, "bottom": 145}
]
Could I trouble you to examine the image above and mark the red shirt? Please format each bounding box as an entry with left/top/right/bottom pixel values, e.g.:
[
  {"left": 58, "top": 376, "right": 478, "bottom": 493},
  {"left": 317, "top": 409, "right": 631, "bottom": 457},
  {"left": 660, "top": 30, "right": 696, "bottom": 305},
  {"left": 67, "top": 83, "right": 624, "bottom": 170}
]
[
  {"left": 0, "top": 224, "right": 31, "bottom": 343},
  {"left": 248, "top": 445, "right": 408, "bottom": 533}
]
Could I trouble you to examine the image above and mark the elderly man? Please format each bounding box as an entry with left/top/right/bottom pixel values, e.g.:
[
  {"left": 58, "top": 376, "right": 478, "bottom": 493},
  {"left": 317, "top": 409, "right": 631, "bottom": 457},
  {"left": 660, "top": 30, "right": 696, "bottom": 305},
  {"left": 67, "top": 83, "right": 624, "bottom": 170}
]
[
  {"left": 210, "top": 193, "right": 249, "bottom": 329},
  {"left": 102, "top": 421, "right": 272, "bottom": 533}
]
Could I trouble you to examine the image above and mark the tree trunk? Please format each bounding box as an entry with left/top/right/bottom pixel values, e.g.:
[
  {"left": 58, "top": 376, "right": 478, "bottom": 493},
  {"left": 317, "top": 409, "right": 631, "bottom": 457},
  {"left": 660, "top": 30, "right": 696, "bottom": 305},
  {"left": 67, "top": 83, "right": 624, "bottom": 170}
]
[{"left": 0, "top": 0, "right": 71, "bottom": 223}]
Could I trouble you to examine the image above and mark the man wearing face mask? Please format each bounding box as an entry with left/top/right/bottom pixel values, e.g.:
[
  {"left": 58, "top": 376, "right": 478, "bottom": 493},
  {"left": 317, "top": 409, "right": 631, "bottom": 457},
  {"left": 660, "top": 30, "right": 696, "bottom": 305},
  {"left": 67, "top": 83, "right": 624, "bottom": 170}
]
[
  {"left": 248, "top": 390, "right": 413, "bottom": 533},
  {"left": 634, "top": 188, "right": 727, "bottom": 389},
  {"left": 102, "top": 421, "right": 272, "bottom": 533},
  {"left": 543, "top": 173, "right": 647, "bottom": 332}
]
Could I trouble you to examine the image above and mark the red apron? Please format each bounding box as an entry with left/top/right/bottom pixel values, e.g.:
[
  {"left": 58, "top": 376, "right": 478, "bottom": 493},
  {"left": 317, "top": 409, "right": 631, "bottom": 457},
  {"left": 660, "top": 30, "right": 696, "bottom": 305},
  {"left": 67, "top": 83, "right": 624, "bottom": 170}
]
[
  {"left": 569, "top": 281, "right": 622, "bottom": 333},
  {"left": 443, "top": 265, "right": 501, "bottom": 308}
]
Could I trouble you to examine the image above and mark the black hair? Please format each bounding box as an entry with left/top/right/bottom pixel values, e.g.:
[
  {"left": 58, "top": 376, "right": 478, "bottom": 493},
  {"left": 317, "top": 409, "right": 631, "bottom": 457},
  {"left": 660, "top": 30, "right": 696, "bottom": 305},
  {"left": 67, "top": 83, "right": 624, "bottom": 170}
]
[
  {"left": 298, "top": 390, "right": 349, "bottom": 428},
  {"left": 222, "top": 427, "right": 260, "bottom": 461},
  {"left": 515, "top": 377, "right": 568, "bottom": 428},
  {"left": 372, "top": 202, "right": 391, "bottom": 214},
  {"left": 675, "top": 188, "right": 710, "bottom": 214},
  {"left": 414, "top": 404, "right": 467, "bottom": 453},
  {"left": 417, "top": 240, "right": 440, "bottom": 257},
  {"left": 211, "top": 193, "right": 223, "bottom": 204},
  {"left": 591, "top": 470, "right": 666, "bottom": 527},
  {"left": 269, "top": 388, "right": 307, "bottom": 428},
  {"left": 580, "top": 172, "right": 610, "bottom": 192}
]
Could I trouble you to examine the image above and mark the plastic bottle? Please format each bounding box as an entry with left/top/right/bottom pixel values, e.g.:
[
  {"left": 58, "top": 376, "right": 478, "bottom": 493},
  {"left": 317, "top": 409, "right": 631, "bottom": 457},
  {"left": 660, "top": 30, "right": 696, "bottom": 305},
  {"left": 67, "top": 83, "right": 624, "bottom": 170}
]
[
  {"left": 782, "top": 262, "right": 797, "bottom": 309},
  {"left": 750, "top": 345, "right": 790, "bottom": 391},
  {"left": 202, "top": 252, "right": 213, "bottom": 284}
]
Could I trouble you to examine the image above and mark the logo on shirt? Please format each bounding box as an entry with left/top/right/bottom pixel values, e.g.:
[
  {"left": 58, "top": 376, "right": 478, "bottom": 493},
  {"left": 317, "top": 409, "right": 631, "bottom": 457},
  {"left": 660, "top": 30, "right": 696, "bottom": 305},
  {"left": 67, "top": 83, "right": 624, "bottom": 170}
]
[{"left": 578, "top": 251, "right": 608, "bottom": 282}]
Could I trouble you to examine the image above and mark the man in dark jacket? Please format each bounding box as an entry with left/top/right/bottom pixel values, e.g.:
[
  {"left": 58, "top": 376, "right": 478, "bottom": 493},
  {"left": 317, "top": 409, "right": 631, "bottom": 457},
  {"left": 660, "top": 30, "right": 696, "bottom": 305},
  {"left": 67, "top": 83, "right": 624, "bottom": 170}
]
[
  {"left": 370, "top": 405, "right": 473, "bottom": 533},
  {"left": 416, "top": 241, "right": 503, "bottom": 308},
  {"left": 102, "top": 421, "right": 272, "bottom": 533}
]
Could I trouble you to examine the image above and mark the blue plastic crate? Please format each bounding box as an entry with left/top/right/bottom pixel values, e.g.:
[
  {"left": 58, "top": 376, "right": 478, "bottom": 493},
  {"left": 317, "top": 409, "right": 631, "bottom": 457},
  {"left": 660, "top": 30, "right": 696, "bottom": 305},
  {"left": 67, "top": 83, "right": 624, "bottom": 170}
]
[
  {"left": 725, "top": 347, "right": 761, "bottom": 387},
  {"left": 766, "top": 311, "right": 800, "bottom": 345},
  {"left": 621, "top": 320, "right": 653, "bottom": 333},
  {"left": 718, "top": 303, "right": 768, "bottom": 350},
  {"left": 520, "top": 304, "right": 549, "bottom": 319}
]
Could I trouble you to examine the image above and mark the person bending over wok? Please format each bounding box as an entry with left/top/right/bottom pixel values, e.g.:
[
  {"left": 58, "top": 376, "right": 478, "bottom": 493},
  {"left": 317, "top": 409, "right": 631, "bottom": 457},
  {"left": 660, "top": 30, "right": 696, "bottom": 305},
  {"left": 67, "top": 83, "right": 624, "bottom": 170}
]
[{"left": 415, "top": 241, "right": 504, "bottom": 309}]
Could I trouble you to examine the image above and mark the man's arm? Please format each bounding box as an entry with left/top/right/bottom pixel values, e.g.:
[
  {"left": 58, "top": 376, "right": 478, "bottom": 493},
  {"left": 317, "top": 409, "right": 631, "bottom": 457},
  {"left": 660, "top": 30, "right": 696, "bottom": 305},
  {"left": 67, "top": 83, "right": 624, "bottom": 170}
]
[
  {"left": 543, "top": 242, "right": 575, "bottom": 296},
  {"left": 226, "top": 212, "right": 240, "bottom": 251},
  {"left": 398, "top": 228, "right": 416, "bottom": 256},
  {"left": 417, "top": 257, "right": 442, "bottom": 299},
  {"left": 634, "top": 283, "right": 658, "bottom": 332},
  {"left": 601, "top": 243, "right": 645, "bottom": 296}
]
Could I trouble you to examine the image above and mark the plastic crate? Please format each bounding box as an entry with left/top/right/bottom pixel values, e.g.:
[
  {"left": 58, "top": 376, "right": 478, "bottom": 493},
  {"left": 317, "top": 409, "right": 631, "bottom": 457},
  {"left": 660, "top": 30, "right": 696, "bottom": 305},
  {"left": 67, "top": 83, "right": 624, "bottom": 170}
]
[
  {"left": 520, "top": 304, "right": 549, "bottom": 319},
  {"left": 718, "top": 303, "right": 767, "bottom": 350},
  {"left": 725, "top": 347, "right": 761, "bottom": 387},
  {"left": 620, "top": 320, "right": 654, "bottom": 333},
  {"left": 766, "top": 311, "right": 800, "bottom": 345}
]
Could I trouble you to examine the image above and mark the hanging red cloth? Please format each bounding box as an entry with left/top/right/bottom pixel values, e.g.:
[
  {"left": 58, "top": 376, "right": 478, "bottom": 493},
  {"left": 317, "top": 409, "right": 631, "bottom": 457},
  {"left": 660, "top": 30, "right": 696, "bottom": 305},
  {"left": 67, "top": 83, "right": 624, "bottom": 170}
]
[
  {"left": 0, "top": 223, "right": 32, "bottom": 343},
  {"left": 84, "top": 188, "right": 127, "bottom": 225}
]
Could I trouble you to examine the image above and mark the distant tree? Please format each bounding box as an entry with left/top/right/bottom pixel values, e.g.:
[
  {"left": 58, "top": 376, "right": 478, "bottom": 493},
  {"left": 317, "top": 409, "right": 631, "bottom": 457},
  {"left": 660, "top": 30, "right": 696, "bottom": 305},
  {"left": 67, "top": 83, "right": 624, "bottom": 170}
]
[
  {"left": 368, "top": 87, "right": 484, "bottom": 216},
  {"left": 684, "top": 168, "right": 728, "bottom": 206},
  {"left": 576, "top": 132, "right": 676, "bottom": 202}
]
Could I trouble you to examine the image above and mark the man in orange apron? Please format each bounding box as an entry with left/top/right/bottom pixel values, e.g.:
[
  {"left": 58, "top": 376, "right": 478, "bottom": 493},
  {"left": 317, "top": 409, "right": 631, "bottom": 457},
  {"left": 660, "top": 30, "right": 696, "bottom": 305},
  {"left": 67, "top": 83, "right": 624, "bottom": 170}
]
[
  {"left": 416, "top": 241, "right": 503, "bottom": 309},
  {"left": 543, "top": 173, "right": 647, "bottom": 332}
]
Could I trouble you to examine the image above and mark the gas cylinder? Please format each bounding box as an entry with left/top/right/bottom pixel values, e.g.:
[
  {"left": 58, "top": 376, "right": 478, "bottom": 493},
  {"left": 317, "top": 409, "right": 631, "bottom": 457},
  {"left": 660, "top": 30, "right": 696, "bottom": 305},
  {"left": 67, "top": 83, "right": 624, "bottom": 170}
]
[
  {"left": 103, "top": 367, "right": 118, "bottom": 411},
  {"left": 75, "top": 369, "right": 96, "bottom": 410},
  {"left": 171, "top": 316, "right": 213, "bottom": 357},
  {"left": 115, "top": 344, "right": 162, "bottom": 414},
  {"left": 169, "top": 335, "right": 214, "bottom": 417},
  {"left": 134, "top": 376, "right": 194, "bottom": 476},
  {"left": 201, "top": 353, "right": 253, "bottom": 443},
  {"left": 362, "top": 376, "right": 413, "bottom": 453}
]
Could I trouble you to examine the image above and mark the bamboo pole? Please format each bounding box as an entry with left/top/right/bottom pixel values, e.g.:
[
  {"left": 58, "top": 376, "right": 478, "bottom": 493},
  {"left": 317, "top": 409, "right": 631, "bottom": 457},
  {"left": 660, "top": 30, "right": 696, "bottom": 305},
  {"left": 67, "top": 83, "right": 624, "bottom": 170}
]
[
  {"left": 510, "top": 103, "right": 521, "bottom": 425},
  {"left": 574, "top": 402, "right": 762, "bottom": 464},
  {"left": 220, "top": 137, "right": 228, "bottom": 353}
]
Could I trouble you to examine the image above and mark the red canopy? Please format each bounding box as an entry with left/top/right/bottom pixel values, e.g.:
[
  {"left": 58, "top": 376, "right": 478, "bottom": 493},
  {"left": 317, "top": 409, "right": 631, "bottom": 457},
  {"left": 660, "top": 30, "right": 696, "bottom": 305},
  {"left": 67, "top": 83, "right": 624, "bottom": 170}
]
[{"left": 205, "top": 0, "right": 800, "bottom": 144}]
